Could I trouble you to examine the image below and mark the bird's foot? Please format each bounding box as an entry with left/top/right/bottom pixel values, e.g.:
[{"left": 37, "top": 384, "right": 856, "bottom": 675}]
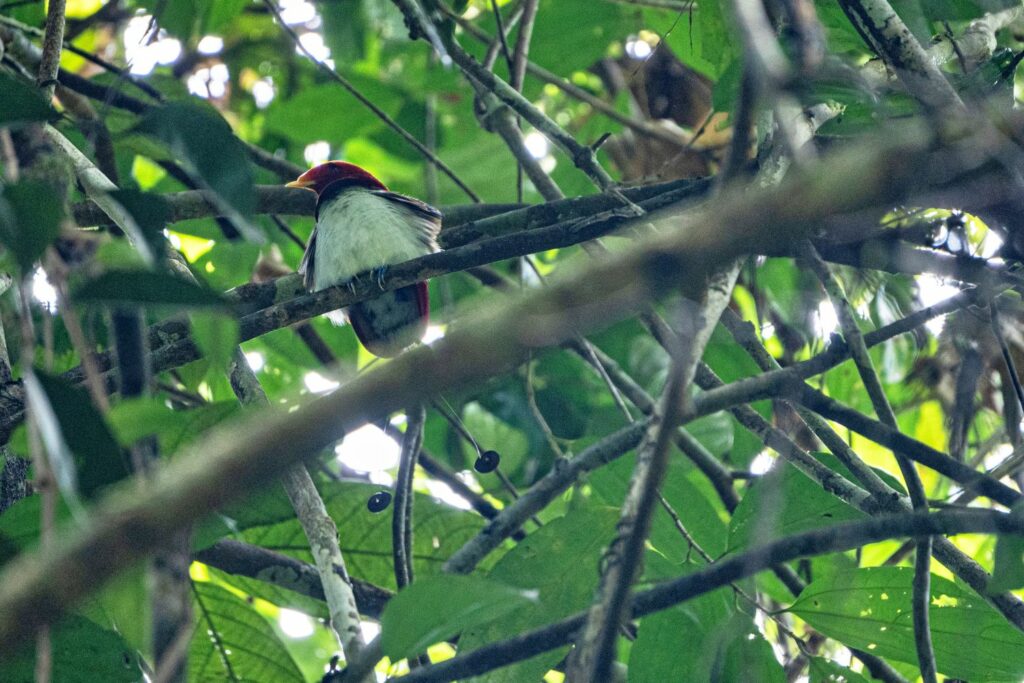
[
  {"left": 373, "top": 266, "right": 388, "bottom": 290},
  {"left": 346, "top": 277, "right": 358, "bottom": 294}
]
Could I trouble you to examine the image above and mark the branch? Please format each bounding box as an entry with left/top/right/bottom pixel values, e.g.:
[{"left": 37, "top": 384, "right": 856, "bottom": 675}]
[
  {"left": 69, "top": 178, "right": 703, "bottom": 231},
  {"left": 194, "top": 539, "right": 392, "bottom": 620},
  {"left": 34, "top": 0, "right": 66, "bottom": 101},
  {"left": 838, "top": 0, "right": 964, "bottom": 111},
  {"left": 0, "top": 178, "right": 709, "bottom": 444},
  {"left": 800, "top": 241, "right": 938, "bottom": 682},
  {"left": 0, "top": 116, "right": 1015, "bottom": 650},
  {"left": 393, "top": 0, "right": 619, "bottom": 192},
  {"left": 228, "top": 350, "right": 366, "bottom": 661},
  {"left": 719, "top": 308, "right": 1024, "bottom": 632},
  {"left": 446, "top": 8, "right": 692, "bottom": 148},
  {"left": 799, "top": 385, "right": 1021, "bottom": 508},
  {"left": 392, "top": 406, "right": 424, "bottom": 591},
  {"left": 691, "top": 287, "right": 993, "bottom": 418},
  {"left": 388, "top": 509, "right": 1024, "bottom": 683},
  {"left": 261, "top": 0, "right": 479, "bottom": 202},
  {"left": 571, "top": 278, "right": 733, "bottom": 681}
]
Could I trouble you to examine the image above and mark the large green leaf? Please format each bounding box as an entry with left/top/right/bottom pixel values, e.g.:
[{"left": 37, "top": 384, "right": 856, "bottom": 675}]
[
  {"left": 34, "top": 371, "right": 130, "bottom": 498},
  {"left": 653, "top": 0, "right": 738, "bottom": 79},
  {"left": 239, "top": 481, "right": 484, "bottom": 591},
  {"left": 790, "top": 567, "right": 1024, "bottom": 681},
  {"left": 0, "top": 495, "right": 70, "bottom": 565},
  {"left": 135, "top": 103, "right": 256, "bottom": 229},
  {"left": 631, "top": 596, "right": 784, "bottom": 683},
  {"left": 458, "top": 505, "right": 619, "bottom": 683},
  {"left": 530, "top": 0, "right": 629, "bottom": 74},
  {"left": 590, "top": 452, "right": 727, "bottom": 567},
  {"left": 989, "top": 511, "right": 1024, "bottom": 593},
  {"left": 191, "top": 311, "right": 240, "bottom": 373},
  {"left": 381, "top": 575, "right": 538, "bottom": 660},
  {"left": 0, "top": 614, "right": 142, "bottom": 682},
  {"left": 190, "top": 580, "right": 305, "bottom": 682},
  {"left": 0, "top": 181, "right": 65, "bottom": 273},
  {"left": 74, "top": 270, "right": 228, "bottom": 308},
  {"left": 263, "top": 80, "right": 402, "bottom": 147},
  {"left": 807, "top": 657, "right": 871, "bottom": 683},
  {"left": 320, "top": 0, "right": 368, "bottom": 64},
  {"left": 0, "top": 74, "right": 58, "bottom": 127},
  {"left": 137, "top": 0, "right": 250, "bottom": 40},
  {"left": 728, "top": 452, "right": 869, "bottom": 552},
  {"left": 204, "top": 564, "right": 329, "bottom": 622}
]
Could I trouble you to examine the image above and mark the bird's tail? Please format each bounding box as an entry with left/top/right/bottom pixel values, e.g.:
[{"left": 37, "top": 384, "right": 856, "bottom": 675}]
[{"left": 347, "top": 282, "right": 429, "bottom": 357}]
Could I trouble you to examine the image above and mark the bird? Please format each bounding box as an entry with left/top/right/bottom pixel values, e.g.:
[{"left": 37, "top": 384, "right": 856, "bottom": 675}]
[{"left": 286, "top": 161, "right": 441, "bottom": 357}]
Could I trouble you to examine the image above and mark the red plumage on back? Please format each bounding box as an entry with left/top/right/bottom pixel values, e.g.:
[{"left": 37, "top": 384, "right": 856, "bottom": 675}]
[{"left": 287, "top": 161, "right": 441, "bottom": 357}]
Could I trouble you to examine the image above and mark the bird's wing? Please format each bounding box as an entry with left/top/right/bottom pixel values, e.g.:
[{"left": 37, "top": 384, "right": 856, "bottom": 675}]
[
  {"left": 298, "top": 225, "right": 317, "bottom": 291},
  {"left": 373, "top": 190, "right": 443, "bottom": 251}
]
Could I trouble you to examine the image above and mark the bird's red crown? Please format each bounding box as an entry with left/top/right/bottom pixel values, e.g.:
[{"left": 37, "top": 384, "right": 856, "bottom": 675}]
[{"left": 285, "top": 161, "right": 388, "bottom": 194}]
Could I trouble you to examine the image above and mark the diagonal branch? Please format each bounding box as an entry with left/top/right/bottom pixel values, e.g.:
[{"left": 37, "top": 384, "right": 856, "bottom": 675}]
[
  {"left": 799, "top": 241, "right": 937, "bottom": 682},
  {"left": 0, "top": 117, "right": 1017, "bottom": 652},
  {"left": 386, "top": 509, "right": 1024, "bottom": 683}
]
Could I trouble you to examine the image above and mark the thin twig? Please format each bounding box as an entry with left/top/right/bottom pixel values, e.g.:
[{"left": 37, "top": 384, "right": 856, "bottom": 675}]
[
  {"left": 570, "top": 295, "right": 712, "bottom": 681},
  {"left": 394, "top": 0, "right": 620, "bottom": 193},
  {"left": 388, "top": 509, "right": 1022, "bottom": 683},
  {"left": 795, "top": 243, "right": 936, "bottom": 681},
  {"left": 393, "top": 406, "right": 424, "bottom": 590},
  {"left": 262, "top": 0, "right": 479, "bottom": 202}
]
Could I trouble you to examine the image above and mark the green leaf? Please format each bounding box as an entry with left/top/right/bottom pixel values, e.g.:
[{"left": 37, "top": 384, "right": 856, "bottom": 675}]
[
  {"left": 590, "top": 452, "right": 727, "bottom": 566},
  {"left": 458, "top": 506, "right": 619, "bottom": 683},
  {"left": 0, "top": 180, "right": 65, "bottom": 273},
  {"left": 632, "top": 601, "right": 784, "bottom": 683},
  {"left": 137, "top": 0, "right": 249, "bottom": 40},
  {"left": 728, "top": 452, "right": 868, "bottom": 552},
  {"left": 239, "top": 481, "right": 484, "bottom": 591},
  {"left": 190, "top": 581, "right": 305, "bottom": 682},
  {"left": 530, "top": 0, "right": 628, "bottom": 74},
  {"left": 320, "top": 0, "right": 367, "bottom": 63},
  {"left": 0, "top": 495, "right": 71, "bottom": 566},
  {"left": 0, "top": 74, "right": 57, "bottom": 127},
  {"left": 807, "top": 657, "right": 871, "bottom": 683},
  {"left": 33, "top": 371, "right": 130, "bottom": 498},
  {"left": 135, "top": 103, "right": 256, "bottom": 231},
  {"left": 204, "top": 0, "right": 250, "bottom": 34},
  {"left": 79, "top": 567, "right": 150, "bottom": 657},
  {"left": 107, "top": 398, "right": 239, "bottom": 455},
  {"left": 655, "top": 0, "right": 738, "bottom": 79},
  {"left": 191, "top": 312, "right": 240, "bottom": 373},
  {"left": 630, "top": 588, "right": 731, "bottom": 681},
  {"left": 990, "top": 528, "right": 1024, "bottom": 593},
  {"left": 204, "top": 565, "right": 329, "bottom": 622},
  {"left": 74, "top": 271, "right": 227, "bottom": 308},
  {"left": 107, "top": 189, "right": 171, "bottom": 260},
  {"left": 790, "top": 567, "right": 1024, "bottom": 681},
  {"left": 381, "top": 575, "right": 538, "bottom": 660},
  {"left": 264, "top": 80, "right": 402, "bottom": 147},
  {"left": 0, "top": 614, "right": 142, "bottom": 682}
]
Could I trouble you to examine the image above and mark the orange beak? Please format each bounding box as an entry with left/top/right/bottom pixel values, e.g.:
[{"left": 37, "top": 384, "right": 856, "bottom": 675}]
[{"left": 285, "top": 178, "right": 315, "bottom": 189}]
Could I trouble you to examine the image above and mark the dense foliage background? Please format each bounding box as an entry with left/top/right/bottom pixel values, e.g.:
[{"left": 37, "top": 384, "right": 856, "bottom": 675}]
[{"left": 3, "top": 0, "right": 1024, "bottom": 681}]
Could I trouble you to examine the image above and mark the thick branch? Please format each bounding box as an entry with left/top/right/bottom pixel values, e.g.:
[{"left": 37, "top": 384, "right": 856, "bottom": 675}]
[{"left": 0, "top": 117, "right": 1014, "bottom": 650}]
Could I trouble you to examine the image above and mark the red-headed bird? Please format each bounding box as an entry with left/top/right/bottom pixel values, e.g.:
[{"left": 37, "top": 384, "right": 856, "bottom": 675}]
[{"left": 286, "top": 161, "right": 441, "bottom": 357}]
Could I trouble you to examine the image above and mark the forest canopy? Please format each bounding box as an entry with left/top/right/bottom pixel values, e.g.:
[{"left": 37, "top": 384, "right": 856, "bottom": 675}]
[{"left": 3, "top": 0, "right": 1024, "bottom": 682}]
